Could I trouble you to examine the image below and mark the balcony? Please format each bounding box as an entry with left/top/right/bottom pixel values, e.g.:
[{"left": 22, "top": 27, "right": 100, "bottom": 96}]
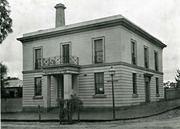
[{"left": 42, "top": 56, "right": 79, "bottom": 68}]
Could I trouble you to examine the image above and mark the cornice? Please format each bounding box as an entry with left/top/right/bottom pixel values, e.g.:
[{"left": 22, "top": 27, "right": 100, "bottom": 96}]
[{"left": 17, "top": 17, "right": 166, "bottom": 48}]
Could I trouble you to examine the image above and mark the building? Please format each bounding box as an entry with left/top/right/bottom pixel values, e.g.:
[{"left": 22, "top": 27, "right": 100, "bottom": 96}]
[
  {"left": 3, "top": 78, "right": 23, "bottom": 98},
  {"left": 17, "top": 3, "right": 166, "bottom": 111}
]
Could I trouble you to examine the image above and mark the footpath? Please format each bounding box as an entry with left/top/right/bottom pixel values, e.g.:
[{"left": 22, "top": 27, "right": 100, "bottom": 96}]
[{"left": 1, "top": 99, "right": 180, "bottom": 122}]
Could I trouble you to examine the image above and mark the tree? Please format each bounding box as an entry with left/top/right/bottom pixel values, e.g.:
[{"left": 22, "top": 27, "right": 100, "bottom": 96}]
[
  {"left": 0, "top": 62, "right": 8, "bottom": 97},
  {"left": 0, "top": 0, "right": 13, "bottom": 44},
  {"left": 175, "top": 69, "right": 180, "bottom": 88}
]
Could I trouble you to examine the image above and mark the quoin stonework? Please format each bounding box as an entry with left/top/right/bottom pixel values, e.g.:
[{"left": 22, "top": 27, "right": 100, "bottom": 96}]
[{"left": 17, "top": 3, "right": 166, "bottom": 111}]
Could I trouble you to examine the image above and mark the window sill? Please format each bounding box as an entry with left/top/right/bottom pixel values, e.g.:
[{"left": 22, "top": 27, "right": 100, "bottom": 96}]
[
  {"left": 132, "top": 94, "right": 138, "bottom": 98},
  {"left": 33, "top": 96, "right": 43, "bottom": 99},
  {"left": 156, "top": 94, "right": 160, "bottom": 97},
  {"left": 93, "top": 94, "right": 107, "bottom": 98}
]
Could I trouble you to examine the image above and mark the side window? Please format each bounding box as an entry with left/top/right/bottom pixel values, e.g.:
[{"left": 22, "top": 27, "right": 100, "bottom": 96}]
[
  {"left": 131, "top": 40, "right": 137, "bottom": 65},
  {"left": 132, "top": 73, "right": 137, "bottom": 94},
  {"left": 34, "top": 77, "right": 42, "bottom": 96},
  {"left": 154, "top": 51, "right": 159, "bottom": 71},
  {"left": 144, "top": 46, "right": 149, "bottom": 68},
  {"left": 34, "top": 47, "right": 42, "bottom": 69},
  {"left": 156, "top": 78, "right": 160, "bottom": 96},
  {"left": 94, "top": 72, "right": 104, "bottom": 94},
  {"left": 93, "top": 37, "right": 105, "bottom": 64}
]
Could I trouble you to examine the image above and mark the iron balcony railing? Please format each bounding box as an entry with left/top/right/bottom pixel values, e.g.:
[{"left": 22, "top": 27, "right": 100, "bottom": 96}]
[{"left": 42, "top": 56, "right": 79, "bottom": 67}]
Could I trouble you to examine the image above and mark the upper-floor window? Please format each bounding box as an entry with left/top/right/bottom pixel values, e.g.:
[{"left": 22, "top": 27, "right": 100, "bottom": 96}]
[
  {"left": 154, "top": 51, "right": 159, "bottom": 71},
  {"left": 60, "top": 42, "right": 72, "bottom": 64},
  {"left": 132, "top": 73, "right": 137, "bottom": 94},
  {"left": 131, "top": 40, "right": 137, "bottom": 65},
  {"left": 34, "top": 47, "right": 42, "bottom": 69},
  {"left": 94, "top": 72, "right": 104, "bottom": 94},
  {"left": 93, "top": 37, "right": 104, "bottom": 64},
  {"left": 62, "top": 44, "right": 70, "bottom": 63},
  {"left": 34, "top": 77, "right": 42, "bottom": 96},
  {"left": 144, "top": 46, "right": 149, "bottom": 68}
]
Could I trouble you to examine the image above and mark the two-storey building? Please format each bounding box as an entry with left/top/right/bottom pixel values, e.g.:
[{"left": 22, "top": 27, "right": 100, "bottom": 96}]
[{"left": 17, "top": 3, "right": 166, "bottom": 111}]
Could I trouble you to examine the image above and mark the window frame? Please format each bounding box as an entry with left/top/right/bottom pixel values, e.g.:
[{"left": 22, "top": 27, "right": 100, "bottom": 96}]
[
  {"left": 60, "top": 42, "right": 72, "bottom": 57},
  {"left": 131, "top": 39, "right": 137, "bottom": 65},
  {"left": 144, "top": 46, "right": 149, "bottom": 68},
  {"left": 92, "top": 37, "right": 105, "bottom": 64},
  {"left": 94, "top": 72, "right": 105, "bottom": 95},
  {"left": 34, "top": 77, "right": 42, "bottom": 97},
  {"left": 33, "top": 46, "right": 43, "bottom": 70}
]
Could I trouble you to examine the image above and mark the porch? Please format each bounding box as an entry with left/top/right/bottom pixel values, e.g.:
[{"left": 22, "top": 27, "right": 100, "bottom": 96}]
[
  {"left": 40, "top": 55, "right": 80, "bottom": 109},
  {"left": 42, "top": 73, "right": 79, "bottom": 109}
]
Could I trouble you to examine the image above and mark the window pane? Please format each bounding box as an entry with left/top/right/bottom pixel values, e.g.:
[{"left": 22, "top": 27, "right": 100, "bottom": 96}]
[
  {"left": 94, "top": 39, "right": 103, "bottom": 51},
  {"left": 35, "top": 77, "right": 42, "bottom": 96},
  {"left": 95, "top": 73, "right": 104, "bottom": 94},
  {"left": 35, "top": 49, "right": 41, "bottom": 59}
]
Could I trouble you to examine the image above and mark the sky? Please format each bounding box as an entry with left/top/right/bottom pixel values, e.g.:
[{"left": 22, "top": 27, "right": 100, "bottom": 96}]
[{"left": 0, "top": 0, "right": 180, "bottom": 82}]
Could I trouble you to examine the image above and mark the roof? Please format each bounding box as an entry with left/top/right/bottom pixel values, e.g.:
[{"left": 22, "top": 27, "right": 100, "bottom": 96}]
[
  {"left": 4, "top": 79, "right": 23, "bottom": 88},
  {"left": 17, "top": 14, "right": 166, "bottom": 48}
]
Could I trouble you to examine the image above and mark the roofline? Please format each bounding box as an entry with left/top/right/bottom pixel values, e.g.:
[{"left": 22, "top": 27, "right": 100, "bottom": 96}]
[{"left": 17, "top": 16, "right": 167, "bottom": 48}]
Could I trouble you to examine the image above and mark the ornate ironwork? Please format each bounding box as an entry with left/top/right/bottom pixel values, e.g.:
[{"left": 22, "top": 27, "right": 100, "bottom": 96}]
[{"left": 43, "top": 56, "right": 79, "bottom": 67}]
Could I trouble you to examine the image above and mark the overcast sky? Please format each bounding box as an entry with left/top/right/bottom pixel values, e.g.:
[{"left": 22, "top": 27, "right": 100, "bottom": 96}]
[{"left": 0, "top": 0, "right": 180, "bottom": 82}]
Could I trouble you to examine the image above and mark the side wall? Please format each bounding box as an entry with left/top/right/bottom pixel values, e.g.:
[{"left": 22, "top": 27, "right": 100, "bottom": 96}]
[
  {"left": 120, "top": 26, "right": 163, "bottom": 72},
  {"left": 78, "top": 64, "right": 164, "bottom": 108},
  {"left": 23, "top": 72, "right": 44, "bottom": 109}
]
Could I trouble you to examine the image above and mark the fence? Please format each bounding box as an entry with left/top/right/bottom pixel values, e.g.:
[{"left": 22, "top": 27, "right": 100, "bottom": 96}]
[
  {"left": 1, "top": 98, "right": 22, "bottom": 113},
  {"left": 164, "top": 88, "right": 180, "bottom": 100}
]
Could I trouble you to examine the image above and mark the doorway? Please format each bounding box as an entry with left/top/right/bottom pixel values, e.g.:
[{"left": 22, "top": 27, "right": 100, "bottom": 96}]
[
  {"left": 144, "top": 74, "right": 153, "bottom": 103},
  {"left": 145, "top": 77, "right": 150, "bottom": 103},
  {"left": 55, "top": 74, "right": 64, "bottom": 99}
]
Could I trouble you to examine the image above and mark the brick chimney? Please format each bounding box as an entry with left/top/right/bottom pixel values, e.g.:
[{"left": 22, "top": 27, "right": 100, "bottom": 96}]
[{"left": 54, "top": 3, "right": 66, "bottom": 27}]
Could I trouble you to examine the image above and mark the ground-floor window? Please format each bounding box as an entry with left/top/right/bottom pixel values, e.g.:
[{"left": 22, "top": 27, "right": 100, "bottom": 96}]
[
  {"left": 132, "top": 73, "right": 137, "bottom": 94},
  {"left": 94, "top": 72, "right": 104, "bottom": 94},
  {"left": 34, "top": 77, "right": 42, "bottom": 96},
  {"left": 156, "top": 77, "right": 159, "bottom": 96}
]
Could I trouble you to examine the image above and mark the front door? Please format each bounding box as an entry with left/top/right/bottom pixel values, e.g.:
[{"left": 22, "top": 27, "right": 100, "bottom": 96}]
[
  {"left": 62, "top": 44, "right": 70, "bottom": 63},
  {"left": 144, "top": 76, "right": 151, "bottom": 103},
  {"left": 56, "top": 74, "right": 64, "bottom": 100}
]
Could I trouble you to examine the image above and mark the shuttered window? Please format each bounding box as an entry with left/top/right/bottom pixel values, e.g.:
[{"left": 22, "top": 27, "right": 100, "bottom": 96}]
[{"left": 94, "top": 72, "right": 104, "bottom": 94}]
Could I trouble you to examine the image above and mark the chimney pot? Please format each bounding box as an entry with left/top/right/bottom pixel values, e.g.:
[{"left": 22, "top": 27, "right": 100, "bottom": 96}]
[{"left": 55, "top": 3, "right": 66, "bottom": 27}]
